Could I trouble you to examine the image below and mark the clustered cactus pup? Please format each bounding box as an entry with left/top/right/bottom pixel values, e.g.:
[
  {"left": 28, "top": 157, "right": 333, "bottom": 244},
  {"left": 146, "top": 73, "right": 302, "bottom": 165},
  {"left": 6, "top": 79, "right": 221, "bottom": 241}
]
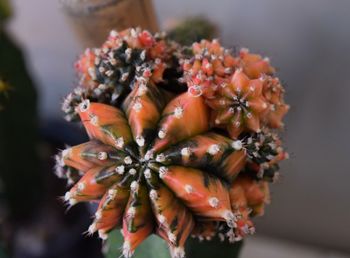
[{"left": 55, "top": 28, "right": 289, "bottom": 258}]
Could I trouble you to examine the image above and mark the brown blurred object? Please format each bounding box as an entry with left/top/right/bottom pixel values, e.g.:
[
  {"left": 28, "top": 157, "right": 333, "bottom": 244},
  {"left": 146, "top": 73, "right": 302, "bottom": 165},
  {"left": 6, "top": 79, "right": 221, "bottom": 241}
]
[{"left": 61, "top": 0, "right": 159, "bottom": 47}]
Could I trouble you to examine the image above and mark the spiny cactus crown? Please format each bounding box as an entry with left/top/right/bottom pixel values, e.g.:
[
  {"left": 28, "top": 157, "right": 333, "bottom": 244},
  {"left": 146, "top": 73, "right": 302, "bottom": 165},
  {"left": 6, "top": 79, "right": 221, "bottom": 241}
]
[{"left": 56, "top": 28, "right": 289, "bottom": 258}]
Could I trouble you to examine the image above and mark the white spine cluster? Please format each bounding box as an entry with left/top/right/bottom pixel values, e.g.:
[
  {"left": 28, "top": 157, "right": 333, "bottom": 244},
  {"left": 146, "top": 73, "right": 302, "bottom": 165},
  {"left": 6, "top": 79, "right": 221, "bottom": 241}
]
[{"left": 159, "top": 166, "right": 169, "bottom": 179}]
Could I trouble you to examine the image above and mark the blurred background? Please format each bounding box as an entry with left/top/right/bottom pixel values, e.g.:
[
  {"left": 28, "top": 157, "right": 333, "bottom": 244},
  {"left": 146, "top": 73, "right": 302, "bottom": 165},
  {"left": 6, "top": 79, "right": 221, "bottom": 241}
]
[{"left": 1, "top": 0, "right": 349, "bottom": 257}]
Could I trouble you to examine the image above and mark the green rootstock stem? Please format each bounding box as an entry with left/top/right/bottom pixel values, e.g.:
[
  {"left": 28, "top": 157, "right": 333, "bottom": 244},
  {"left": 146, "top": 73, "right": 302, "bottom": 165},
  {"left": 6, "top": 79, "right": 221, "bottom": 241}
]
[
  {"left": 105, "top": 229, "right": 243, "bottom": 258},
  {"left": 0, "top": 29, "right": 43, "bottom": 219}
]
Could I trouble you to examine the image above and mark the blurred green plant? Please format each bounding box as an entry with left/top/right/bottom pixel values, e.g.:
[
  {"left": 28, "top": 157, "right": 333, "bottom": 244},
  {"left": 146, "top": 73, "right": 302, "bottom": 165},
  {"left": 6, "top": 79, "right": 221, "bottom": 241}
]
[{"left": 167, "top": 16, "right": 218, "bottom": 45}]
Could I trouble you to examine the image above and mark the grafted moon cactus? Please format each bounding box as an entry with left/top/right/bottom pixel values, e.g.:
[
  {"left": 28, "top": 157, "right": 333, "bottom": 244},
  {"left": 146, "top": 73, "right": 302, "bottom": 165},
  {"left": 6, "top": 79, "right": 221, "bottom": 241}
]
[{"left": 55, "top": 28, "right": 289, "bottom": 258}]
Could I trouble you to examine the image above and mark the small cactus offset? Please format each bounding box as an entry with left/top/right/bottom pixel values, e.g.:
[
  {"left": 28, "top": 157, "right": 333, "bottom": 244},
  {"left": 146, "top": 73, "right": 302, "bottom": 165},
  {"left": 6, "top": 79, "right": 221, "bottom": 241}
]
[{"left": 55, "top": 28, "right": 289, "bottom": 258}]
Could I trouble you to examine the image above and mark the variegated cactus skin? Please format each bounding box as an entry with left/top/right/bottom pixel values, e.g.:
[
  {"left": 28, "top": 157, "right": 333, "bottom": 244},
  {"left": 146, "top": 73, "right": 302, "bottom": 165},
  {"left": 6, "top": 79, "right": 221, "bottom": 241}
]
[{"left": 56, "top": 28, "right": 289, "bottom": 258}]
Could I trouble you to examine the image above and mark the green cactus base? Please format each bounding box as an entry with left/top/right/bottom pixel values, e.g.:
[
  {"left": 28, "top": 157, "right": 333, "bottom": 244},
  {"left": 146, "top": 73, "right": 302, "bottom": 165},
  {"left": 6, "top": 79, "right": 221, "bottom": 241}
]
[
  {"left": 185, "top": 236, "right": 243, "bottom": 258},
  {"left": 105, "top": 229, "right": 243, "bottom": 258}
]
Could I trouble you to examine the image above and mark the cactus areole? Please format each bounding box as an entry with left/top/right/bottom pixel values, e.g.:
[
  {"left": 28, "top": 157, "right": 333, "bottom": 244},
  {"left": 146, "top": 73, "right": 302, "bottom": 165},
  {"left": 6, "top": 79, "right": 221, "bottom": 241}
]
[{"left": 55, "top": 28, "right": 289, "bottom": 258}]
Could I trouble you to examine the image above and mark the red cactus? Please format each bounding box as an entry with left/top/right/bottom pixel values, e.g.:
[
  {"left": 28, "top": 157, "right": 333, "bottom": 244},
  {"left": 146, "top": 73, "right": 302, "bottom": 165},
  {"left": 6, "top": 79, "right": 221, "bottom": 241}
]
[
  {"left": 206, "top": 69, "right": 269, "bottom": 138},
  {"left": 238, "top": 48, "right": 275, "bottom": 79},
  {"left": 56, "top": 28, "right": 289, "bottom": 258}
]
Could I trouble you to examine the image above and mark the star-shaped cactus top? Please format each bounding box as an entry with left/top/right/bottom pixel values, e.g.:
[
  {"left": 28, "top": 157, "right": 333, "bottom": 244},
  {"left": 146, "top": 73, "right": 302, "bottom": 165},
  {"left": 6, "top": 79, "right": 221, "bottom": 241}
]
[
  {"left": 58, "top": 83, "right": 251, "bottom": 256},
  {"left": 56, "top": 28, "right": 289, "bottom": 258}
]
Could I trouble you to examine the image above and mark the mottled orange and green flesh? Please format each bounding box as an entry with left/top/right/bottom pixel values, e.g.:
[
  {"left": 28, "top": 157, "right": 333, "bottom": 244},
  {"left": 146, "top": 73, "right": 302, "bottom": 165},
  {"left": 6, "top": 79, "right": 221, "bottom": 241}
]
[{"left": 57, "top": 28, "right": 289, "bottom": 258}]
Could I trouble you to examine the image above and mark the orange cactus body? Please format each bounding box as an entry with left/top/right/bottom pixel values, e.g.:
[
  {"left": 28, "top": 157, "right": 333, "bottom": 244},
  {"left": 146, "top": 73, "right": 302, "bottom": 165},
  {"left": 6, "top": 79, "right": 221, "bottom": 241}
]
[
  {"left": 262, "top": 76, "right": 290, "bottom": 128},
  {"left": 61, "top": 141, "right": 116, "bottom": 172},
  {"left": 206, "top": 69, "right": 269, "bottom": 138},
  {"left": 94, "top": 183, "right": 130, "bottom": 238},
  {"left": 238, "top": 48, "right": 275, "bottom": 79},
  {"left": 159, "top": 166, "right": 234, "bottom": 224},
  {"left": 56, "top": 28, "right": 289, "bottom": 258},
  {"left": 147, "top": 176, "right": 194, "bottom": 253},
  {"left": 75, "top": 48, "right": 96, "bottom": 87},
  {"left": 230, "top": 175, "right": 270, "bottom": 217},
  {"left": 150, "top": 92, "right": 210, "bottom": 153},
  {"left": 122, "top": 184, "right": 154, "bottom": 257},
  {"left": 160, "top": 133, "right": 247, "bottom": 182},
  {"left": 65, "top": 166, "right": 116, "bottom": 204},
  {"left": 182, "top": 39, "right": 237, "bottom": 99}
]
